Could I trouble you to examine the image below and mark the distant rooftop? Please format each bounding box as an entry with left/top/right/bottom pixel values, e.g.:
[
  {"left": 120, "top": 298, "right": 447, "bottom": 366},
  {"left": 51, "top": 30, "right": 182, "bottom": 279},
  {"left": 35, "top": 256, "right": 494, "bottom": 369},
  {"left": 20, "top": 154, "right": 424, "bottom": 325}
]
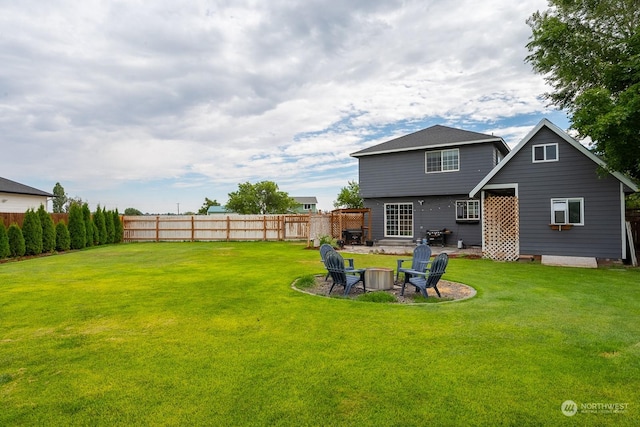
[{"left": 0, "top": 177, "right": 53, "bottom": 197}]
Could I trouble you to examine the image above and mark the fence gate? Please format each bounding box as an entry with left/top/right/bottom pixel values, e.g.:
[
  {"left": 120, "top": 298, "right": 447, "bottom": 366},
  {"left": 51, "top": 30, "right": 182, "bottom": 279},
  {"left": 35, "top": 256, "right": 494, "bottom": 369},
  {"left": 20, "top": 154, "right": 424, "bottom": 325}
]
[{"left": 483, "top": 195, "right": 519, "bottom": 261}]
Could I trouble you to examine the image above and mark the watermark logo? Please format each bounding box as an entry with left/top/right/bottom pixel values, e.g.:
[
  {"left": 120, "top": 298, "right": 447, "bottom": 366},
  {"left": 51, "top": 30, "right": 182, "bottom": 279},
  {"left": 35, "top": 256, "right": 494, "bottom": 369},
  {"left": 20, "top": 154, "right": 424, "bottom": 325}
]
[
  {"left": 561, "top": 400, "right": 629, "bottom": 417},
  {"left": 561, "top": 400, "right": 578, "bottom": 417}
]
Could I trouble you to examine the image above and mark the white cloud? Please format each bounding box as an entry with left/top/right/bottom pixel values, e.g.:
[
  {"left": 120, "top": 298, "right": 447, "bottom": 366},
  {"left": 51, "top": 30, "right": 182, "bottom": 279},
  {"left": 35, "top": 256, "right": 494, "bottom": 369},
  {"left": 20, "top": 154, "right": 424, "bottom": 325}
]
[{"left": 0, "top": 0, "right": 560, "bottom": 213}]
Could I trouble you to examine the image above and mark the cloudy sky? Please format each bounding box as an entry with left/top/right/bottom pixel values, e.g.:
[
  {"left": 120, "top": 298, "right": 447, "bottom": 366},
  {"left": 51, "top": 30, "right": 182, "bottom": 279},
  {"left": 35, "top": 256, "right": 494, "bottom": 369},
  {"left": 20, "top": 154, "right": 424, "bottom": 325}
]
[{"left": 1, "top": 0, "right": 568, "bottom": 214}]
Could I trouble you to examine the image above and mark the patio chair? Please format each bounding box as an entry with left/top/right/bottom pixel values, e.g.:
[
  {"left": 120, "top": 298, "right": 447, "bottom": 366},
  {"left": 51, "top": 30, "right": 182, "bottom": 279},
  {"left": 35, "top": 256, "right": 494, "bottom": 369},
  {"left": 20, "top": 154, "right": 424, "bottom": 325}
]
[
  {"left": 401, "top": 253, "right": 448, "bottom": 298},
  {"left": 320, "top": 243, "right": 356, "bottom": 281},
  {"left": 396, "top": 244, "right": 432, "bottom": 283},
  {"left": 325, "top": 250, "right": 366, "bottom": 296}
]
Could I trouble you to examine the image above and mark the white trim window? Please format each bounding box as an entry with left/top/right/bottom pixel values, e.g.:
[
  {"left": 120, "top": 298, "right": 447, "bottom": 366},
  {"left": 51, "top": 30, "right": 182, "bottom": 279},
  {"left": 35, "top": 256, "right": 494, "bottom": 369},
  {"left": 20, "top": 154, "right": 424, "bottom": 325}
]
[
  {"left": 384, "top": 203, "right": 413, "bottom": 237},
  {"left": 533, "top": 143, "right": 558, "bottom": 162},
  {"left": 456, "top": 200, "right": 480, "bottom": 221},
  {"left": 551, "top": 198, "right": 584, "bottom": 225},
  {"left": 426, "top": 148, "right": 459, "bottom": 173}
]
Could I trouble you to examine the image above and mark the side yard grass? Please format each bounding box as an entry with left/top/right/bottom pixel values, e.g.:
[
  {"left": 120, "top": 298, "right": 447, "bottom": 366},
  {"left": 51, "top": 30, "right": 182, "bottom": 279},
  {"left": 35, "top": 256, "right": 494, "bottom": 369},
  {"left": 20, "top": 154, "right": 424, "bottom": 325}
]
[{"left": 1, "top": 242, "right": 639, "bottom": 426}]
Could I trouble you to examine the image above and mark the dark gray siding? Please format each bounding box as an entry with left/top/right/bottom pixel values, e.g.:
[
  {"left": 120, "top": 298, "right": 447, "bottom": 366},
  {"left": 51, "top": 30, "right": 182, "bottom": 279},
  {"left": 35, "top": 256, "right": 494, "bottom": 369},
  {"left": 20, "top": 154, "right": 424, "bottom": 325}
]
[
  {"left": 359, "top": 143, "right": 501, "bottom": 198},
  {"left": 364, "top": 195, "right": 482, "bottom": 246},
  {"left": 486, "top": 127, "right": 624, "bottom": 258}
]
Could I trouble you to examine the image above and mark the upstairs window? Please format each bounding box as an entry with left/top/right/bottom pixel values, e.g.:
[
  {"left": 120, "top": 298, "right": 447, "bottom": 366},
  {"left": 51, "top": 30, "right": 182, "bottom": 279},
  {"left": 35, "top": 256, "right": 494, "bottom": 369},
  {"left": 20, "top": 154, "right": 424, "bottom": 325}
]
[
  {"left": 426, "top": 148, "right": 459, "bottom": 173},
  {"left": 303, "top": 204, "right": 313, "bottom": 210},
  {"left": 456, "top": 200, "right": 480, "bottom": 221},
  {"left": 494, "top": 148, "right": 504, "bottom": 166},
  {"left": 551, "top": 198, "right": 584, "bottom": 225},
  {"left": 533, "top": 143, "right": 558, "bottom": 162}
]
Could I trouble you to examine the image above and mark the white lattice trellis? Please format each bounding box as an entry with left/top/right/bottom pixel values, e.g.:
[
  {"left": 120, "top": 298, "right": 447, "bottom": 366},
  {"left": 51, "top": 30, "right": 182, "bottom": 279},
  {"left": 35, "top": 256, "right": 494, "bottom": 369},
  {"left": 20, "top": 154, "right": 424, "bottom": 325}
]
[{"left": 483, "top": 196, "right": 519, "bottom": 261}]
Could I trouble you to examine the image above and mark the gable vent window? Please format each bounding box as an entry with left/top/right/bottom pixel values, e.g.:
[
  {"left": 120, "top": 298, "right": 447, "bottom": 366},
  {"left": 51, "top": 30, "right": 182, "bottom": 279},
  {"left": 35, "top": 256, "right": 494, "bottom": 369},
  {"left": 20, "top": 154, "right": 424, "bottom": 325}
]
[
  {"left": 426, "top": 148, "right": 459, "bottom": 173},
  {"left": 533, "top": 143, "right": 558, "bottom": 163}
]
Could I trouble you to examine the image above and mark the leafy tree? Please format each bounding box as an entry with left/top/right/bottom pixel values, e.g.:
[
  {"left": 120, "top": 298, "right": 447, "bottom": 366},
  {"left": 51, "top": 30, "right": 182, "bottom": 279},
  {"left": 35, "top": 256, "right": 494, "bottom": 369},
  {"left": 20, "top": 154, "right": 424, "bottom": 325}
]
[
  {"left": 82, "top": 203, "right": 94, "bottom": 247},
  {"left": 0, "top": 223, "right": 10, "bottom": 258},
  {"left": 55, "top": 221, "right": 71, "bottom": 251},
  {"left": 52, "top": 182, "right": 67, "bottom": 213},
  {"left": 68, "top": 203, "right": 86, "bottom": 250},
  {"left": 226, "top": 181, "right": 298, "bottom": 214},
  {"left": 105, "top": 207, "right": 115, "bottom": 244},
  {"left": 37, "top": 204, "right": 56, "bottom": 253},
  {"left": 7, "top": 223, "right": 25, "bottom": 257},
  {"left": 333, "top": 181, "right": 364, "bottom": 209},
  {"left": 526, "top": 0, "right": 640, "bottom": 179},
  {"left": 22, "top": 208, "right": 43, "bottom": 256},
  {"left": 113, "top": 209, "right": 124, "bottom": 243},
  {"left": 65, "top": 196, "right": 84, "bottom": 213},
  {"left": 198, "top": 198, "right": 221, "bottom": 215},
  {"left": 124, "top": 207, "right": 143, "bottom": 216}
]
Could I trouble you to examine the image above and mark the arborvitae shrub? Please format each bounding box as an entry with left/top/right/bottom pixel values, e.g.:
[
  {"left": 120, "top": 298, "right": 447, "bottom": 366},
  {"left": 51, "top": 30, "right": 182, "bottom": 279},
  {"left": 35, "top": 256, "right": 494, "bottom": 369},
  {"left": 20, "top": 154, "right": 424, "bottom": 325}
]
[
  {"left": 0, "top": 223, "right": 10, "bottom": 258},
  {"left": 82, "top": 203, "right": 94, "bottom": 247},
  {"left": 94, "top": 206, "right": 107, "bottom": 245},
  {"left": 55, "top": 221, "right": 71, "bottom": 251},
  {"left": 37, "top": 204, "right": 56, "bottom": 253},
  {"left": 92, "top": 222, "right": 99, "bottom": 246},
  {"left": 113, "top": 209, "right": 123, "bottom": 243},
  {"left": 8, "top": 223, "right": 25, "bottom": 257},
  {"left": 22, "top": 208, "right": 43, "bottom": 256},
  {"left": 105, "top": 208, "right": 115, "bottom": 244},
  {"left": 68, "top": 203, "right": 86, "bottom": 250}
]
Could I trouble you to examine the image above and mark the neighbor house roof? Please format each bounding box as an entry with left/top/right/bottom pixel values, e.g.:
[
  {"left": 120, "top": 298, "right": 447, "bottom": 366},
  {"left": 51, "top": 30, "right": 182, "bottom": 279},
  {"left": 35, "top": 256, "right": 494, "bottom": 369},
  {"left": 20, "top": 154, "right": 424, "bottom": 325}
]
[
  {"left": 351, "top": 124, "right": 508, "bottom": 157},
  {"left": 293, "top": 197, "right": 318, "bottom": 204},
  {"left": 207, "top": 205, "right": 233, "bottom": 214},
  {"left": 0, "top": 177, "right": 53, "bottom": 197},
  {"left": 469, "top": 119, "right": 639, "bottom": 197}
]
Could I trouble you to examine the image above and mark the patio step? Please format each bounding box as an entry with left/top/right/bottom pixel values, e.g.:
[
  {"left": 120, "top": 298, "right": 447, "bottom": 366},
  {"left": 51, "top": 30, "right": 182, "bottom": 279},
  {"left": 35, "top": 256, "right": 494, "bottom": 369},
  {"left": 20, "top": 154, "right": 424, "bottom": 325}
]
[{"left": 376, "top": 239, "right": 417, "bottom": 246}]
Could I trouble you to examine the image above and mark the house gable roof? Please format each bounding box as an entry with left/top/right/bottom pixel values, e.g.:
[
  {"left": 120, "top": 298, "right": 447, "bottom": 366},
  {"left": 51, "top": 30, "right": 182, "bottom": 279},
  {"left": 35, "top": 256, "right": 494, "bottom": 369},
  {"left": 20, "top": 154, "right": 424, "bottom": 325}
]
[
  {"left": 351, "top": 124, "right": 508, "bottom": 157},
  {"left": 293, "top": 197, "right": 318, "bottom": 204},
  {"left": 0, "top": 177, "right": 53, "bottom": 197},
  {"left": 469, "top": 119, "right": 639, "bottom": 197}
]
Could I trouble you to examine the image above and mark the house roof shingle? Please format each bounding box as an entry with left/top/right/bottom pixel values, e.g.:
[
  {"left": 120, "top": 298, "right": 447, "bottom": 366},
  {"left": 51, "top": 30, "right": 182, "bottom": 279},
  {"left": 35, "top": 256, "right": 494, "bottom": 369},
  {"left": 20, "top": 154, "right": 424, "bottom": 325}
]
[
  {"left": 351, "top": 124, "right": 507, "bottom": 157},
  {"left": 0, "top": 177, "right": 53, "bottom": 197}
]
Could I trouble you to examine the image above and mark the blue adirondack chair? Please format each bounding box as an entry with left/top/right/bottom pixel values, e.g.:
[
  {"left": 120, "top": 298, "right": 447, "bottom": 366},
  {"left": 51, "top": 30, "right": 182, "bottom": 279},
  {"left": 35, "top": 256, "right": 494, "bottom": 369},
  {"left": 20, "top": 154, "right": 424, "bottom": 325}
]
[
  {"left": 324, "top": 250, "right": 366, "bottom": 296},
  {"left": 401, "top": 253, "right": 449, "bottom": 298},
  {"left": 396, "top": 244, "right": 432, "bottom": 283},
  {"left": 320, "top": 243, "right": 356, "bottom": 280}
]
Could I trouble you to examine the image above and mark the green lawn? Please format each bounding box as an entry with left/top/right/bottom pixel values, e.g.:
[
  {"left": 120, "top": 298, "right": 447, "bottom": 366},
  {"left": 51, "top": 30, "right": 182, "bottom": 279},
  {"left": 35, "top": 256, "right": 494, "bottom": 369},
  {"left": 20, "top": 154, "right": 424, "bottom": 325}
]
[{"left": 1, "top": 242, "right": 639, "bottom": 426}]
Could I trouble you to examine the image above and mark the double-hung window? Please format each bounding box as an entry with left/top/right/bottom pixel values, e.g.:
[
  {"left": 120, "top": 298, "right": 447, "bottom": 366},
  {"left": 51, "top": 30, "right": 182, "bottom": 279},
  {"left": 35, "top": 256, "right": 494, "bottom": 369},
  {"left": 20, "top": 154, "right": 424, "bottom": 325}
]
[
  {"left": 456, "top": 200, "right": 480, "bottom": 221},
  {"left": 533, "top": 143, "right": 558, "bottom": 162},
  {"left": 426, "top": 148, "right": 459, "bottom": 173},
  {"left": 384, "top": 203, "right": 413, "bottom": 237},
  {"left": 551, "top": 198, "right": 584, "bottom": 225}
]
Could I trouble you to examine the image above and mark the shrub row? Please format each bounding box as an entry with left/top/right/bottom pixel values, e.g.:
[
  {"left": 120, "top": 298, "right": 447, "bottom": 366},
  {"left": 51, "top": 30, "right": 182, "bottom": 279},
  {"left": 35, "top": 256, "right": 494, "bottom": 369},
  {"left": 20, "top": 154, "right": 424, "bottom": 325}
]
[{"left": 0, "top": 204, "right": 123, "bottom": 260}]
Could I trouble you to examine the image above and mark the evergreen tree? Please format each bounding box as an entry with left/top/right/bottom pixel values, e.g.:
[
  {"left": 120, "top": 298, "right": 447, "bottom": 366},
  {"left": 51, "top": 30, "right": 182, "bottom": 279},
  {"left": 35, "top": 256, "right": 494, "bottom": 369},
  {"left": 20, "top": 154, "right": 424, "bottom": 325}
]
[
  {"left": 93, "top": 206, "right": 107, "bottom": 245},
  {"left": 22, "top": 208, "right": 43, "bottom": 256},
  {"left": 113, "top": 209, "right": 124, "bottom": 243},
  {"left": 37, "top": 204, "right": 56, "bottom": 253},
  {"left": 105, "top": 207, "right": 115, "bottom": 244},
  {"left": 92, "top": 222, "right": 99, "bottom": 245},
  {"left": 55, "top": 221, "right": 71, "bottom": 251},
  {"left": 82, "top": 203, "right": 94, "bottom": 247},
  {"left": 7, "top": 223, "right": 25, "bottom": 257},
  {"left": 68, "top": 203, "right": 86, "bottom": 250},
  {"left": 0, "top": 223, "right": 10, "bottom": 258}
]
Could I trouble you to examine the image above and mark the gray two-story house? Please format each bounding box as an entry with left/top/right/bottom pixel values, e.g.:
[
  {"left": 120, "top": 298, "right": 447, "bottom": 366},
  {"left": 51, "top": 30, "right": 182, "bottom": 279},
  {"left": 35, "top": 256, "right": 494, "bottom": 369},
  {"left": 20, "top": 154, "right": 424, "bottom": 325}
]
[
  {"left": 353, "top": 119, "right": 638, "bottom": 262},
  {"left": 351, "top": 125, "right": 510, "bottom": 247}
]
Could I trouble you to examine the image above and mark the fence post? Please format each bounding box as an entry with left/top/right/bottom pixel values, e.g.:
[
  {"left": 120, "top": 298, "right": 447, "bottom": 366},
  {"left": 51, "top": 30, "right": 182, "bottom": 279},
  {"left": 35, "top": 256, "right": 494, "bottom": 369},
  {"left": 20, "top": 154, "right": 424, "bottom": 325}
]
[
  {"left": 226, "top": 216, "right": 230, "bottom": 242},
  {"left": 155, "top": 216, "right": 160, "bottom": 242}
]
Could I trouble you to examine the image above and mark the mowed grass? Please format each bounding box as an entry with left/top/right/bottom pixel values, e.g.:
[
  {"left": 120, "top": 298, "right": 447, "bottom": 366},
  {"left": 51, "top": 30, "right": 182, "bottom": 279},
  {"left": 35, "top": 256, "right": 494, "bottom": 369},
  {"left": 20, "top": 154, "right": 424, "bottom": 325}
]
[{"left": 1, "top": 242, "right": 639, "bottom": 426}]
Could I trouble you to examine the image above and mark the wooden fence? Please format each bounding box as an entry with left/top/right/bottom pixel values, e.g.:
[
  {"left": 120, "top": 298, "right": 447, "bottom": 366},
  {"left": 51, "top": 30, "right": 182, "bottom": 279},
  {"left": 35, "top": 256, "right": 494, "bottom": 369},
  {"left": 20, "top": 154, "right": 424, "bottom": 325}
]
[
  {"left": 0, "top": 212, "right": 68, "bottom": 228},
  {"left": 122, "top": 214, "right": 314, "bottom": 243}
]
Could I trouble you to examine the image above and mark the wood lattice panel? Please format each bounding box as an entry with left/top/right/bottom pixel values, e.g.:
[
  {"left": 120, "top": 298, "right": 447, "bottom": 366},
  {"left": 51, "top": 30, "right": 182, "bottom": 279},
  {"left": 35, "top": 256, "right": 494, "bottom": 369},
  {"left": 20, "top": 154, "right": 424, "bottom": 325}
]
[{"left": 483, "top": 196, "right": 519, "bottom": 261}]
